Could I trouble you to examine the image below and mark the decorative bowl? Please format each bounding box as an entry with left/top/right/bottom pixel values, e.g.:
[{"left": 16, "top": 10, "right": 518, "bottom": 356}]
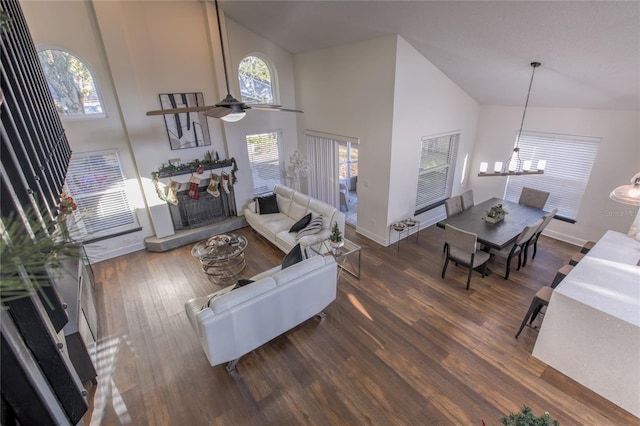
[{"left": 392, "top": 222, "right": 407, "bottom": 231}]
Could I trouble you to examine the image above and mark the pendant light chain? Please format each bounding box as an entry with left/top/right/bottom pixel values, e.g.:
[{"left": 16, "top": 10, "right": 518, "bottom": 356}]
[
  {"left": 478, "top": 61, "right": 546, "bottom": 177},
  {"left": 515, "top": 61, "right": 541, "bottom": 151}
]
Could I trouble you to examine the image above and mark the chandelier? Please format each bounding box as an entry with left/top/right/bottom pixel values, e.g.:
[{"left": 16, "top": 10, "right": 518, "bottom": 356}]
[{"left": 478, "top": 61, "right": 546, "bottom": 177}]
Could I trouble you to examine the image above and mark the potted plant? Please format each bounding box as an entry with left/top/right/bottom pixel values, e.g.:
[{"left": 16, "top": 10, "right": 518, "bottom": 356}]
[
  {"left": 329, "top": 222, "right": 343, "bottom": 252},
  {"left": 499, "top": 405, "right": 560, "bottom": 426},
  {"left": 486, "top": 203, "right": 508, "bottom": 223}
]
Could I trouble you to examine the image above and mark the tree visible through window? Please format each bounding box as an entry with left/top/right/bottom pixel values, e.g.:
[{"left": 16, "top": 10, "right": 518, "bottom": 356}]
[
  {"left": 37, "top": 49, "right": 104, "bottom": 116},
  {"left": 238, "top": 56, "right": 274, "bottom": 104},
  {"left": 338, "top": 141, "right": 358, "bottom": 188}
]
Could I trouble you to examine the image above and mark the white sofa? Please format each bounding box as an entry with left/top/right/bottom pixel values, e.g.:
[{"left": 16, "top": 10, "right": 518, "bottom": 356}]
[
  {"left": 244, "top": 184, "right": 346, "bottom": 253},
  {"left": 184, "top": 255, "right": 337, "bottom": 371}
]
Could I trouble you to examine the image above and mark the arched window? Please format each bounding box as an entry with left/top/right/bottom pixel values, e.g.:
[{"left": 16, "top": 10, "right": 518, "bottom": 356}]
[
  {"left": 238, "top": 55, "right": 274, "bottom": 104},
  {"left": 37, "top": 48, "right": 104, "bottom": 117}
]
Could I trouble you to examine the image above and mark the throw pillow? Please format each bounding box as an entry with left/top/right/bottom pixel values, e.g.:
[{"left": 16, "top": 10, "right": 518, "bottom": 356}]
[
  {"left": 281, "top": 243, "right": 303, "bottom": 269},
  {"left": 232, "top": 279, "right": 255, "bottom": 290},
  {"left": 296, "top": 215, "right": 323, "bottom": 239},
  {"left": 256, "top": 193, "right": 279, "bottom": 214},
  {"left": 289, "top": 213, "right": 312, "bottom": 233}
]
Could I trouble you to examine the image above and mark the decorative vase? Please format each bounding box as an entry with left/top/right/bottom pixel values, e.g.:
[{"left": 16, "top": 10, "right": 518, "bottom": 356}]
[{"left": 330, "top": 240, "right": 343, "bottom": 254}]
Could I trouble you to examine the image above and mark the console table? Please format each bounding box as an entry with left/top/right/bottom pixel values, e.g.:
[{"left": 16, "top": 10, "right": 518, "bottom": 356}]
[{"left": 532, "top": 230, "right": 640, "bottom": 417}]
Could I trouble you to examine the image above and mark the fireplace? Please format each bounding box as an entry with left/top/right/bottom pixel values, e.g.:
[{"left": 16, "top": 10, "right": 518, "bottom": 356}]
[{"left": 168, "top": 185, "right": 236, "bottom": 231}]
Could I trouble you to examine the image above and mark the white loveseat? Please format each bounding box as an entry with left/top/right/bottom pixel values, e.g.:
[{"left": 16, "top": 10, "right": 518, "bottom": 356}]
[
  {"left": 244, "top": 184, "right": 346, "bottom": 253},
  {"left": 184, "top": 255, "right": 337, "bottom": 371}
]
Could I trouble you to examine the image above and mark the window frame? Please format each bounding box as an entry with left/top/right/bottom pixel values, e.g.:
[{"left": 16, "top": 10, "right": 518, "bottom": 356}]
[
  {"left": 414, "top": 132, "right": 460, "bottom": 215},
  {"left": 504, "top": 131, "right": 601, "bottom": 222},
  {"left": 36, "top": 45, "right": 106, "bottom": 119},
  {"left": 238, "top": 54, "right": 277, "bottom": 105},
  {"left": 246, "top": 129, "right": 284, "bottom": 197},
  {"left": 338, "top": 141, "right": 358, "bottom": 186},
  {"left": 64, "top": 149, "right": 140, "bottom": 243}
]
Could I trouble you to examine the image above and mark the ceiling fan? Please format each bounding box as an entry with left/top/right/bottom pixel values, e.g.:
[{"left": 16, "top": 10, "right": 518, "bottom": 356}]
[{"left": 146, "top": 0, "right": 303, "bottom": 122}]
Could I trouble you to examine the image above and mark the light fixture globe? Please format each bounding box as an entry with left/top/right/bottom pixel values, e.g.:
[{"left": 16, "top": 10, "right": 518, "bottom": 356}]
[{"left": 610, "top": 172, "right": 640, "bottom": 206}]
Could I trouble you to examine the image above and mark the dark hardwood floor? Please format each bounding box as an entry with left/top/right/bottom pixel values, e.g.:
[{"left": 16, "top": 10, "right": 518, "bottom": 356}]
[{"left": 83, "top": 224, "right": 637, "bottom": 425}]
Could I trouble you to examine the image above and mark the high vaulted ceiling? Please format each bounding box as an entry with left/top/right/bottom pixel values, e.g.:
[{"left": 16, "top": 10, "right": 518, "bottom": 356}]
[{"left": 219, "top": 0, "right": 640, "bottom": 111}]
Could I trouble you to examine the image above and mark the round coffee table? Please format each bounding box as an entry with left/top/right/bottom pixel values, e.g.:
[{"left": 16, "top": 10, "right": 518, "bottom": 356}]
[{"left": 191, "top": 234, "right": 248, "bottom": 284}]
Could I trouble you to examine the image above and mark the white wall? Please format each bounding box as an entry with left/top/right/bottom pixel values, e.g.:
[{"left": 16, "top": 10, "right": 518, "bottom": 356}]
[
  {"left": 390, "top": 37, "right": 479, "bottom": 238},
  {"left": 294, "top": 35, "right": 480, "bottom": 245},
  {"left": 21, "top": 0, "right": 156, "bottom": 262},
  {"left": 470, "top": 106, "right": 640, "bottom": 244},
  {"left": 294, "top": 36, "right": 397, "bottom": 244},
  {"left": 223, "top": 17, "right": 300, "bottom": 210},
  {"left": 21, "top": 1, "right": 301, "bottom": 261}
]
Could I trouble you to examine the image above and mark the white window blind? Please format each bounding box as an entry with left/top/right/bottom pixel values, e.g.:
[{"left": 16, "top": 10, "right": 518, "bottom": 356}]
[
  {"left": 504, "top": 131, "right": 600, "bottom": 221},
  {"left": 65, "top": 150, "right": 139, "bottom": 241},
  {"left": 415, "top": 133, "right": 460, "bottom": 211},
  {"left": 246, "top": 130, "right": 284, "bottom": 196}
]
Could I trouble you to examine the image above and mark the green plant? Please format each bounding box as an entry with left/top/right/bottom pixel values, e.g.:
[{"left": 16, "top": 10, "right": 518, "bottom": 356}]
[
  {"left": 487, "top": 203, "right": 508, "bottom": 219},
  {"left": 1, "top": 210, "right": 78, "bottom": 309},
  {"left": 329, "top": 222, "right": 342, "bottom": 243},
  {"left": 500, "top": 405, "right": 559, "bottom": 426}
]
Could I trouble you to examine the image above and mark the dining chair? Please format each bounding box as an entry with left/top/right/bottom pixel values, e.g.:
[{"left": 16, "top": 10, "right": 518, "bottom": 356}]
[
  {"left": 526, "top": 208, "right": 558, "bottom": 265},
  {"left": 460, "top": 189, "right": 474, "bottom": 210},
  {"left": 441, "top": 224, "right": 490, "bottom": 290},
  {"left": 442, "top": 196, "right": 464, "bottom": 253},
  {"left": 444, "top": 195, "right": 463, "bottom": 217},
  {"left": 518, "top": 187, "right": 550, "bottom": 209},
  {"left": 490, "top": 218, "right": 543, "bottom": 280},
  {"left": 515, "top": 286, "right": 553, "bottom": 338}
]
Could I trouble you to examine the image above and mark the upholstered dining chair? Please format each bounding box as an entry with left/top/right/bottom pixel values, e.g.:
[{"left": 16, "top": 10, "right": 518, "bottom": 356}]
[
  {"left": 526, "top": 208, "right": 558, "bottom": 265},
  {"left": 490, "top": 218, "right": 543, "bottom": 280},
  {"left": 518, "top": 187, "right": 550, "bottom": 209},
  {"left": 442, "top": 224, "right": 490, "bottom": 290},
  {"left": 460, "top": 189, "right": 474, "bottom": 211},
  {"left": 444, "top": 195, "right": 463, "bottom": 217},
  {"left": 442, "top": 196, "right": 464, "bottom": 253}
]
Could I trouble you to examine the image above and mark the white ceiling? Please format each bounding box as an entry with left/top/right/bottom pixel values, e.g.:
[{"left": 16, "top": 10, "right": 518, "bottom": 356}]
[{"left": 219, "top": 0, "right": 640, "bottom": 111}]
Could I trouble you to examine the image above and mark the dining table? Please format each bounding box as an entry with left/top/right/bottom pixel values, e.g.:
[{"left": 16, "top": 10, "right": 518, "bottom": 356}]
[{"left": 436, "top": 197, "right": 548, "bottom": 250}]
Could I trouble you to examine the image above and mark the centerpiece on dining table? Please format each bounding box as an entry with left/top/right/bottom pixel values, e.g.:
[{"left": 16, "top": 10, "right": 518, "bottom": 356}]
[{"left": 485, "top": 203, "right": 508, "bottom": 223}]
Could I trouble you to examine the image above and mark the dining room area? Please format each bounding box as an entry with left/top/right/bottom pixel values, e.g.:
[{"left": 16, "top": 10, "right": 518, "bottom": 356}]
[{"left": 431, "top": 179, "right": 640, "bottom": 418}]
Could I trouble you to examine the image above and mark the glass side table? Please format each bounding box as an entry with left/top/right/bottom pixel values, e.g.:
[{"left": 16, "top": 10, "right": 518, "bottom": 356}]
[{"left": 308, "top": 238, "right": 361, "bottom": 279}]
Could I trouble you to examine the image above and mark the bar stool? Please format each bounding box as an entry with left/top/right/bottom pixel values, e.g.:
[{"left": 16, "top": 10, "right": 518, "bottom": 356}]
[
  {"left": 581, "top": 241, "right": 596, "bottom": 254},
  {"left": 569, "top": 252, "right": 585, "bottom": 266},
  {"left": 551, "top": 264, "right": 574, "bottom": 288},
  {"left": 515, "top": 286, "right": 553, "bottom": 338}
]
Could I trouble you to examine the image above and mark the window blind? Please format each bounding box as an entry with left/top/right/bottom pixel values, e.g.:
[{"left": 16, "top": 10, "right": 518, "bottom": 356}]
[
  {"left": 246, "top": 130, "right": 284, "bottom": 196},
  {"left": 415, "top": 133, "right": 460, "bottom": 211},
  {"left": 504, "top": 131, "right": 600, "bottom": 221},
  {"left": 64, "top": 150, "right": 139, "bottom": 241}
]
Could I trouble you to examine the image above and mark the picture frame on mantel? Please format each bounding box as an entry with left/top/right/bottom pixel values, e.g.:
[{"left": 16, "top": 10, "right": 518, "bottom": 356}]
[{"left": 159, "top": 93, "right": 211, "bottom": 150}]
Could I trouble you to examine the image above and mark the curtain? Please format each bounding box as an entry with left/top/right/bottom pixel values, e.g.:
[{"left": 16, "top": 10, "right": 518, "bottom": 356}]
[{"left": 306, "top": 133, "right": 339, "bottom": 207}]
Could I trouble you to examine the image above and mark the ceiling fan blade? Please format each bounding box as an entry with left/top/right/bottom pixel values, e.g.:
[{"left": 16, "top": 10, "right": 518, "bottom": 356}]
[
  {"left": 146, "top": 105, "right": 216, "bottom": 116},
  {"left": 250, "top": 105, "right": 304, "bottom": 114},
  {"left": 203, "top": 106, "right": 232, "bottom": 118}
]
